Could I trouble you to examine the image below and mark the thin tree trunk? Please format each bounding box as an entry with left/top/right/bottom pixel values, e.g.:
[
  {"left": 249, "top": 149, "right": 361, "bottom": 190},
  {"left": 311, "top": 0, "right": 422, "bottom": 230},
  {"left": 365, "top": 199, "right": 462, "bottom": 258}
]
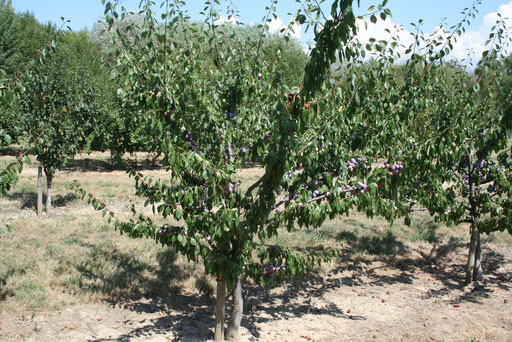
[
  {"left": 215, "top": 277, "right": 227, "bottom": 342},
  {"left": 466, "top": 223, "right": 479, "bottom": 284},
  {"left": 473, "top": 230, "right": 482, "bottom": 282},
  {"left": 37, "top": 166, "right": 43, "bottom": 215},
  {"left": 46, "top": 172, "right": 53, "bottom": 214},
  {"left": 226, "top": 278, "right": 243, "bottom": 340}
]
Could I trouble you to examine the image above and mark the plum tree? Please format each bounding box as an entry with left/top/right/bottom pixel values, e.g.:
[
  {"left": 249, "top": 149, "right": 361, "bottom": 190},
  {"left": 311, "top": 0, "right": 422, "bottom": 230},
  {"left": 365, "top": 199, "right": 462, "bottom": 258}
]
[
  {"left": 73, "top": 0, "right": 418, "bottom": 340},
  {"left": 18, "top": 31, "right": 111, "bottom": 213},
  {"left": 72, "top": 0, "right": 512, "bottom": 340},
  {"left": 376, "top": 12, "right": 512, "bottom": 284},
  {"left": 0, "top": 2, "right": 55, "bottom": 200}
]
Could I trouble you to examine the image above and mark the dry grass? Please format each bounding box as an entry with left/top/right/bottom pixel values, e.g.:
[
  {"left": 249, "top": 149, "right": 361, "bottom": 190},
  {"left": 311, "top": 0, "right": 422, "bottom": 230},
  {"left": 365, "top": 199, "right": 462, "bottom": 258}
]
[
  {"left": 0, "top": 151, "right": 510, "bottom": 319},
  {"left": 0, "top": 152, "right": 213, "bottom": 314}
]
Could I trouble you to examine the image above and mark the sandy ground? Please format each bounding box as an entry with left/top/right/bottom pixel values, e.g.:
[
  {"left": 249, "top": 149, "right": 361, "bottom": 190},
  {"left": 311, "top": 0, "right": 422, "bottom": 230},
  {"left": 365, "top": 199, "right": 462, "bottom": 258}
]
[{"left": 1, "top": 247, "right": 511, "bottom": 342}]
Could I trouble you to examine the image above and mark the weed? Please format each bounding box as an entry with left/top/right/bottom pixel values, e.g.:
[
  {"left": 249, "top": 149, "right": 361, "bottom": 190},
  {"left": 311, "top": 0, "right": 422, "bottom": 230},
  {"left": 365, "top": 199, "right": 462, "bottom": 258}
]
[
  {"left": 355, "top": 230, "right": 406, "bottom": 256},
  {"left": 407, "top": 220, "right": 439, "bottom": 244},
  {"left": 62, "top": 235, "right": 82, "bottom": 245},
  {"left": 336, "top": 231, "right": 357, "bottom": 242},
  {"left": 99, "top": 225, "right": 111, "bottom": 232},
  {"left": 44, "top": 244, "right": 62, "bottom": 258},
  {"left": 195, "top": 275, "right": 214, "bottom": 296},
  {"left": 17, "top": 280, "right": 48, "bottom": 309}
]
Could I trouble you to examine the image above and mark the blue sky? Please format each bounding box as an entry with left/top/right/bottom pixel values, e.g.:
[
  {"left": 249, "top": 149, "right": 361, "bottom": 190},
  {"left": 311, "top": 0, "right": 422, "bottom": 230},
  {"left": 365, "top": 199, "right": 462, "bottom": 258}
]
[
  {"left": 11, "top": 0, "right": 512, "bottom": 63},
  {"left": 11, "top": 0, "right": 507, "bottom": 33}
]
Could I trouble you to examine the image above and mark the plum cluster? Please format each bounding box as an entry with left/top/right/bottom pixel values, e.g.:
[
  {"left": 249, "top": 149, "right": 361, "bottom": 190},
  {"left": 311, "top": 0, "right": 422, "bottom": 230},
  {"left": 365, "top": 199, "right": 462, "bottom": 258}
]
[
  {"left": 227, "top": 109, "right": 236, "bottom": 120},
  {"left": 357, "top": 182, "right": 368, "bottom": 194},
  {"left": 284, "top": 92, "right": 299, "bottom": 104},
  {"left": 487, "top": 184, "right": 497, "bottom": 193},
  {"left": 263, "top": 265, "right": 286, "bottom": 273},
  {"left": 308, "top": 189, "right": 321, "bottom": 201},
  {"left": 347, "top": 158, "right": 367, "bottom": 173},
  {"left": 475, "top": 159, "right": 491, "bottom": 183},
  {"left": 263, "top": 265, "right": 286, "bottom": 281},
  {"left": 158, "top": 228, "right": 171, "bottom": 235},
  {"left": 184, "top": 131, "right": 198, "bottom": 148},
  {"left": 381, "top": 161, "right": 404, "bottom": 174},
  {"left": 284, "top": 163, "right": 304, "bottom": 178}
]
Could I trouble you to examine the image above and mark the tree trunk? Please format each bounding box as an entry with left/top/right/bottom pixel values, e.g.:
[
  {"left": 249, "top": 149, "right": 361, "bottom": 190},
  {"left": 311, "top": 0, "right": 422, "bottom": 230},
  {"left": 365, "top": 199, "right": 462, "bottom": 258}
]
[
  {"left": 215, "top": 277, "right": 227, "bottom": 342},
  {"left": 226, "top": 278, "right": 243, "bottom": 341},
  {"left": 46, "top": 171, "right": 53, "bottom": 214},
  {"left": 473, "top": 231, "right": 483, "bottom": 282},
  {"left": 37, "top": 166, "right": 43, "bottom": 215},
  {"left": 466, "top": 223, "right": 479, "bottom": 284}
]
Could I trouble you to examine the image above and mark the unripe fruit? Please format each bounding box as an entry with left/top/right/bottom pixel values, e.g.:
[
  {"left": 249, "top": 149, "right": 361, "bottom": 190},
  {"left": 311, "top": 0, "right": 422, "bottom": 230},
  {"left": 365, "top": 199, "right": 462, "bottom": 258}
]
[{"left": 257, "top": 73, "right": 262, "bottom": 80}]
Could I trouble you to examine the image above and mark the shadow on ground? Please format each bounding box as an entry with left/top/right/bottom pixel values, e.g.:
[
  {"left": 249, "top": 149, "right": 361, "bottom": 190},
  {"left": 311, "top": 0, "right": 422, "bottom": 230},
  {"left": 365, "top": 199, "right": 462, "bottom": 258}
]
[
  {"left": 79, "top": 235, "right": 511, "bottom": 342},
  {"left": 62, "top": 154, "right": 164, "bottom": 173},
  {"left": 6, "top": 190, "right": 78, "bottom": 211}
]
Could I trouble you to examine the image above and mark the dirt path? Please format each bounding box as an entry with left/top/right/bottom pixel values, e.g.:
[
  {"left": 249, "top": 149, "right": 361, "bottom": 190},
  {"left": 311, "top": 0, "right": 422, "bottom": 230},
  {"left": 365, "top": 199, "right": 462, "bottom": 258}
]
[{"left": 2, "top": 248, "right": 511, "bottom": 342}]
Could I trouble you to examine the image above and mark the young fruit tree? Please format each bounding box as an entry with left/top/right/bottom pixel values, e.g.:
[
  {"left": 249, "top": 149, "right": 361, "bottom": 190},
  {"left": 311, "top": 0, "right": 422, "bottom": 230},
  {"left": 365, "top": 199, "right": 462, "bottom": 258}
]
[
  {"left": 390, "top": 14, "right": 512, "bottom": 283},
  {"left": 18, "top": 31, "right": 111, "bottom": 214},
  {"left": 0, "top": 2, "right": 65, "bottom": 202},
  {"left": 75, "top": 0, "right": 418, "bottom": 340},
  {"left": 0, "top": 9, "right": 74, "bottom": 215}
]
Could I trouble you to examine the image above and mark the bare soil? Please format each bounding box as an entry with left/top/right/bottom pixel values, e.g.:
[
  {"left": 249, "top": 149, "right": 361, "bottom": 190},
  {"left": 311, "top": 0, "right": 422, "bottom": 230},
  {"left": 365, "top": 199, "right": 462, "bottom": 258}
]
[{"left": 1, "top": 245, "right": 511, "bottom": 342}]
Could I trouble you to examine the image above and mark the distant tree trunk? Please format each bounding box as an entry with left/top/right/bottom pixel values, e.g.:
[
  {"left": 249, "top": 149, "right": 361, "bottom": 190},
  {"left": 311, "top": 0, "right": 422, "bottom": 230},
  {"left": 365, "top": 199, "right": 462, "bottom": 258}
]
[
  {"left": 466, "top": 223, "right": 479, "bottom": 284},
  {"left": 150, "top": 151, "right": 161, "bottom": 168},
  {"left": 45, "top": 170, "right": 53, "bottom": 214},
  {"left": 226, "top": 278, "right": 243, "bottom": 341},
  {"left": 109, "top": 150, "right": 120, "bottom": 170},
  {"left": 473, "top": 231, "right": 483, "bottom": 282},
  {"left": 37, "top": 166, "right": 43, "bottom": 215},
  {"left": 215, "top": 277, "right": 227, "bottom": 342},
  {"left": 465, "top": 151, "right": 482, "bottom": 284}
]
